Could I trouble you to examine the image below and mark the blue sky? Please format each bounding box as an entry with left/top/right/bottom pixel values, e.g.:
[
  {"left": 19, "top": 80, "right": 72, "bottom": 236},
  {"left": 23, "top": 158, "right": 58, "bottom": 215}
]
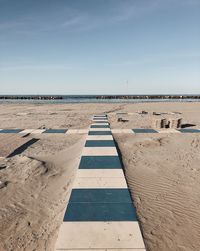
[{"left": 0, "top": 0, "right": 199, "bottom": 94}]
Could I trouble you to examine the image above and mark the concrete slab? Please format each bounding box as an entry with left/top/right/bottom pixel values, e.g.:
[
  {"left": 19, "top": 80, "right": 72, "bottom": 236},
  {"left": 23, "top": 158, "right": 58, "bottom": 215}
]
[
  {"left": 73, "top": 177, "right": 128, "bottom": 188},
  {"left": 89, "top": 128, "right": 111, "bottom": 131},
  {"left": 43, "top": 129, "right": 67, "bottom": 133},
  {"left": 66, "top": 129, "right": 78, "bottom": 134},
  {"left": 76, "top": 129, "right": 89, "bottom": 134},
  {"left": 79, "top": 156, "right": 122, "bottom": 169},
  {"left": 94, "top": 114, "right": 107, "bottom": 116},
  {"left": 133, "top": 128, "right": 158, "bottom": 134},
  {"left": 76, "top": 169, "right": 125, "bottom": 178},
  {"left": 91, "top": 125, "right": 110, "bottom": 128},
  {"left": 111, "top": 129, "right": 123, "bottom": 134},
  {"left": 122, "top": 129, "right": 134, "bottom": 134},
  {"left": 82, "top": 147, "right": 118, "bottom": 156},
  {"left": 93, "top": 116, "right": 108, "bottom": 119},
  {"left": 0, "top": 129, "right": 23, "bottom": 134},
  {"left": 116, "top": 112, "right": 128, "bottom": 115},
  {"left": 111, "top": 129, "right": 134, "bottom": 134},
  {"left": 64, "top": 202, "right": 137, "bottom": 221},
  {"left": 31, "top": 129, "right": 45, "bottom": 134},
  {"left": 88, "top": 131, "right": 112, "bottom": 135},
  {"left": 69, "top": 188, "right": 132, "bottom": 203},
  {"left": 85, "top": 140, "right": 115, "bottom": 147},
  {"left": 93, "top": 115, "right": 107, "bottom": 117},
  {"left": 55, "top": 222, "right": 145, "bottom": 249},
  {"left": 86, "top": 135, "right": 113, "bottom": 140},
  {"left": 179, "top": 128, "right": 200, "bottom": 133},
  {"left": 92, "top": 123, "right": 109, "bottom": 126},
  {"left": 93, "top": 119, "right": 108, "bottom": 122},
  {"left": 92, "top": 121, "right": 109, "bottom": 123},
  {"left": 157, "top": 129, "right": 181, "bottom": 133},
  {"left": 19, "top": 129, "right": 35, "bottom": 134}
]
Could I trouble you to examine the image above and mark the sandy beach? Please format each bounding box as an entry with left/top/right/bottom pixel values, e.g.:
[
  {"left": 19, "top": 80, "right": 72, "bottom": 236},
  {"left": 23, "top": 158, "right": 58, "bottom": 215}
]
[{"left": 0, "top": 102, "right": 200, "bottom": 251}]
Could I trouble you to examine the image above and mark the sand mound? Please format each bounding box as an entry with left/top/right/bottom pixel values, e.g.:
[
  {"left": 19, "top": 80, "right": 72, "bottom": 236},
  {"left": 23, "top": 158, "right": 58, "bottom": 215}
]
[{"left": 0, "top": 136, "right": 85, "bottom": 251}]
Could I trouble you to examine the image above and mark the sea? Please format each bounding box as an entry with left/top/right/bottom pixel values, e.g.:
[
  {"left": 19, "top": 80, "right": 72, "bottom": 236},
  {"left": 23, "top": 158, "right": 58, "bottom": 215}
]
[{"left": 0, "top": 95, "right": 200, "bottom": 104}]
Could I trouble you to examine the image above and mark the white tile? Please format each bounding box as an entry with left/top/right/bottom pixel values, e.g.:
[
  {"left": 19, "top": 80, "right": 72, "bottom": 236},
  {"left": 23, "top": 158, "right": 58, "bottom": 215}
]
[
  {"left": 76, "top": 129, "right": 88, "bottom": 134},
  {"left": 89, "top": 128, "right": 111, "bottom": 131},
  {"left": 82, "top": 147, "right": 118, "bottom": 156},
  {"left": 19, "top": 129, "right": 35, "bottom": 134},
  {"left": 31, "top": 129, "right": 45, "bottom": 134},
  {"left": 55, "top": 222, "right": 145, "bottom": 250},
  {"left": 73, "top": 177, "right": 128, "bottom": 188},
  {"left": 157, "top": 129, "right": 181, "bottom": 133},
  {"left": 122, "top": 129, "right": 134, "bottom": 134},
  {"left": 92, "top": 123, "right": 109, "bottom": 126},
  {"left": 111, "top": 129, "right": 134, "bottom": 134},
  {"left": 93, "top": 117, "right": 107, "bottom": 119},
  {"left": 66, "top": 129, "right": 78, "bottom": 134},
  {"left": 92, "top": 121, "right": 108, "bottom": 123},
  {"left": 93, "top": 118, "right": 108, "bottom": 121},
  {"left": 76, "top": 169, "right": 125, "bottom": 178},
  {"left": 111, "top": 129, "right": 123, "bottom": 133},
  {"left": 86, "top": 135, "right": 113, "bottom": 140}
]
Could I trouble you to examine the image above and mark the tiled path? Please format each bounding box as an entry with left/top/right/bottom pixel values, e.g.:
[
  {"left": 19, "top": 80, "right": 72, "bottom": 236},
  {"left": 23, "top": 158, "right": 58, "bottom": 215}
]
[
  {"left": 0, "top": 128, "right": 200, "bottom": 134},
  {"left": 55, "top": 114, "right": 146, "bottom": 251}
]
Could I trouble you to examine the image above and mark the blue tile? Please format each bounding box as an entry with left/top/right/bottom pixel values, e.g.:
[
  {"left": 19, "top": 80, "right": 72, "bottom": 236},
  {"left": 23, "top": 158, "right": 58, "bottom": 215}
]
[
  {"left": 116, "top": 113, "right": 128, "bottom": 115},
  {"left": 64, "top": 202, "right": 137, "bottom": 221},
  {"left": 88, "top": 131, "right": 112, "bottom": 135},
  {"left": 133, "top": 128, "right": 158, "bottom": 133},
  {"left": 79, "top": 156, "right": 122, "bottom": 169},
  {"left": 179, "top": 129, "right": 200, "bottom": 133},
  {"left": 94, "top": 114, "right": 107, "bottom": 116},
  {"left": 85, "top": 140, "right": 115, "bottom": 147},
  {"left": 93, "top": 118, "right": 107, "bottom": 120},
  {"left": 43, "top": 129, "right": 67, "bottom": 134},
  {"left": 91, "top": 125, "right": 110, "bottom": 128},
  {"left": 0, "top": 129, "right": 23, "bottom": 133},
  {"left": 69, "top": 189, "right": 132, "bottom": 203}
]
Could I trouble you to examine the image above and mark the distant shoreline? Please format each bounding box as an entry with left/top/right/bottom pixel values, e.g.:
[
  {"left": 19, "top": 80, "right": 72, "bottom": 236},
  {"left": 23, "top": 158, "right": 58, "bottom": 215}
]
[{"left": 0, "top": 94, "right": 200, "bottom": 100}]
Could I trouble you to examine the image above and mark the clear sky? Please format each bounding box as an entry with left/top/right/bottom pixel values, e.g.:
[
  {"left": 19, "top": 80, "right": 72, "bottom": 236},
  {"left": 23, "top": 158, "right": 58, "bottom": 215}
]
[{"left": 0, "top": 0, "right": 199, "bottom": 95}]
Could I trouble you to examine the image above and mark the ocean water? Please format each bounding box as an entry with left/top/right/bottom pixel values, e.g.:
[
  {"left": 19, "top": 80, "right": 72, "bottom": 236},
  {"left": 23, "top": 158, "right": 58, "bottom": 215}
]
[{"left": 0, "top": 95, "right": 200, "bottom": 104}]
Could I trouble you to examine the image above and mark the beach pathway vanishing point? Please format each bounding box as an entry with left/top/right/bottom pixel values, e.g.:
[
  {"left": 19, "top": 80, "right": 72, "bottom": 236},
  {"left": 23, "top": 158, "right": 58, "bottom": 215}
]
[{"left": 55, "top": 114, "right": 146, "bottom": 250}]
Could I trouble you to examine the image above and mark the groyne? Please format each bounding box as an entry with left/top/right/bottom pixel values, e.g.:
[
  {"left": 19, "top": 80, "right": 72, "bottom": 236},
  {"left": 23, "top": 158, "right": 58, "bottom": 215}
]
[
  {"left": 0, "top": 95, "right": 200, "bottom": 100},
  {"left": 95, "top": 95, "right": 200, "bottom": 99},
  {"left": 0, "top": 95, "right": 63, "bottom": 100}
]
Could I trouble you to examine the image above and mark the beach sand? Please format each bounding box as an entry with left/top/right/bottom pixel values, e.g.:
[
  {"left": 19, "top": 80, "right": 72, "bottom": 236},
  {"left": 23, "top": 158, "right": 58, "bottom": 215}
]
[{"left": 0, "top": 102, "right": 200, "bottom": 251}]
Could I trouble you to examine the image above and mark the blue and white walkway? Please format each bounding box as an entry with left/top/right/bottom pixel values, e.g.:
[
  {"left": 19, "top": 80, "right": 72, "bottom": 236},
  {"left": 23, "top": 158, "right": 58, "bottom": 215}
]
[
  {"left": 55, "top": 114, "right": 146, "bottom": 251},
  {"left": 0, "top": 127, "right": 200, "bottom": 134}
]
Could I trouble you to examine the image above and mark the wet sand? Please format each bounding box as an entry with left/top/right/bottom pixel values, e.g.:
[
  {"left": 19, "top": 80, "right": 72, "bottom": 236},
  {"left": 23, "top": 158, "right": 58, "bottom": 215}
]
[{"left": 0, "top": 102, "right": 200, "bottom": 251}]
